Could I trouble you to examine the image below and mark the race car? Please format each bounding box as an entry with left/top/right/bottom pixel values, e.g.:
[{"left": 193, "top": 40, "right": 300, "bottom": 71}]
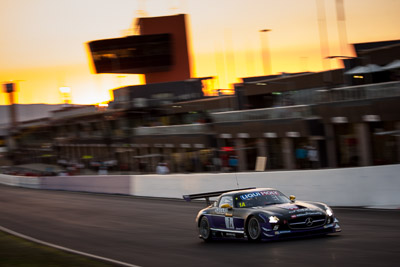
[{"left": 183, "top": 187, "right": 341, "bottom": 242}]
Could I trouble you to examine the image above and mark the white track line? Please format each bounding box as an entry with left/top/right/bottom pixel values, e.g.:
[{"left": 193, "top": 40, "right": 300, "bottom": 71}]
[{"left": 0, "top": 225, "right": 141, "bottom": 267}]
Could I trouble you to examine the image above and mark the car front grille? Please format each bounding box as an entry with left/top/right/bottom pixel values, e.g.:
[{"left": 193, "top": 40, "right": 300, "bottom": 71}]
[
  {"left": 288, "top": 215, "right": 326, "bottom": 229},
  {"left": 278, "top": 228, "right": 333, "bottom": 239}
]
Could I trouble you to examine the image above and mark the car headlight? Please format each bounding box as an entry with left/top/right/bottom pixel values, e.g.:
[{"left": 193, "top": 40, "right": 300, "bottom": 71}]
[
  {"left": 326, "top": 206, "right": 333, "bottom": 217},
  {"left": 269, "top": 216, "right": 279, "bottom": 224}
]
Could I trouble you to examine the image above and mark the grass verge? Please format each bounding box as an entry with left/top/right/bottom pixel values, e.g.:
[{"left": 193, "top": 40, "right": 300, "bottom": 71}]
[{"left": 0, "top": 230, "right": 117, "bottom": 266}]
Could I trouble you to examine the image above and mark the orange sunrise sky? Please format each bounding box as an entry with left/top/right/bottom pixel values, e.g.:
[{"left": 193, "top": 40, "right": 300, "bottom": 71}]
[{"left": 0, "top": 0, "right": 399, "bottom": 105}]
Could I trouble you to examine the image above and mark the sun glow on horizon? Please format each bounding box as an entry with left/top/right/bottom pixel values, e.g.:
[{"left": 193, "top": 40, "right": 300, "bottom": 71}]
[{"left": 0, "top": 0, "right": 399, "bottom": 105}]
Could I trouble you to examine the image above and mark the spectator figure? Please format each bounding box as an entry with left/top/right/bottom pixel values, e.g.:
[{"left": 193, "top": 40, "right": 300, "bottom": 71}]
[
  {"left": 221, "top": 154, "right": 229, "bottom": 172},
  {"left": 98, "top": 164, "right": 108, "bottom": 175},
  {"left": 228, "top": 156, "right": 238, "bottom": 172},
  {"left": 295, "top": 146, "right": 307, "bottom": 169},
  {"left": 156, "top": 162, "right": 170, "bottom": 174},
  {"left": 212, "top": 156, "right": 221, "bottom": 172},
  {"left": 139, "top": 159, "right": 148, "bottom": 173},
  {"left": 307, "top": 146, "right": 319, "bottom": 169}
]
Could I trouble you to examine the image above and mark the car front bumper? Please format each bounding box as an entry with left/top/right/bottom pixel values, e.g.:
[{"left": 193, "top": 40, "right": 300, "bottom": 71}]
[{"left": 260, "top": 218, "right": 341, "bottom": 240}]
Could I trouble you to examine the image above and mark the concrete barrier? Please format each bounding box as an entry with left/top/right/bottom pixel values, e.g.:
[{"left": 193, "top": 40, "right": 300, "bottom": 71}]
[
  {"left": 130, "top": 164, "right": 400, "bottom": 208},
  {"left": 17, "top": 176, "right": 41, "bottom": 189},
  {"left": 1, "top": 164, "right": 399, "bottom": 208},
  {"left": 0, "top": 174, "right": 41, "bottom": 189},
  {"left": 0, "top": 174, "right": 20, "bottom": 187},
  {"left": 130, "top": 173, "right": 243, "bottom": 198},
  {"left": 41, "top": 175, "right": 130, "bottom": 195}
]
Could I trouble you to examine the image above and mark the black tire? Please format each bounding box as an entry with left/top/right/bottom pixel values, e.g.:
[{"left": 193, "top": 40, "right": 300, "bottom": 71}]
[
  {"left": 246, "top": 216, "right": 262, "bottom": 242},
  {"left": 199, "top": 216, "right": 212, "bottom": 241}
]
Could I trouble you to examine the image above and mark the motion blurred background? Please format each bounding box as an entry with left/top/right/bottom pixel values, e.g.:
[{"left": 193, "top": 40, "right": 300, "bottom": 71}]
[{"left": 0, "top": 0, "right": 399, "bottom": 174}]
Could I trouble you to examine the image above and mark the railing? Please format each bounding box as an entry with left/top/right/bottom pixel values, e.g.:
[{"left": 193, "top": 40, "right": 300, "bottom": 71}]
[
  {"left": 208, "top": 82, "right": 400, "bottom": 123},
  {"left": 210, "top": 105, "right": 314, "bottom": 123},
  {"left": 316, "top": 81, "right": 400, "bottom": 103},
  {"left": 134, "top": 123, "right": 211, "bottom": 136},
  {"left": 52, "top": 81, "right": 400, "bottom": 136}
]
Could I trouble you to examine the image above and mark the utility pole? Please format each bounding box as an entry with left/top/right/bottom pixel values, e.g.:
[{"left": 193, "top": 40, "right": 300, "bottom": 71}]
[
  {"left": 316, "top": 0, "right": 331, "bottom": 71},
  {"left": 335, "top": 0, "right": 350, "bottom": 58},
  {"left": 259, "top": 29, "right": 272, "bottom": 75}
]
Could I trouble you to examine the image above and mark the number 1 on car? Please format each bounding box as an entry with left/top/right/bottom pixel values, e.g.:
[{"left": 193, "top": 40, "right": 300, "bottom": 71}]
[{"left": 225, "top": 217, "right": 234, "bottom": 229}]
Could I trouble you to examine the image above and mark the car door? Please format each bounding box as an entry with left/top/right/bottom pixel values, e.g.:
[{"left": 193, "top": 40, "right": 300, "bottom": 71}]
[
  {"left": 209, "top": 195, "right": 233, "bottom": 230},
  {"left": 221, "top": 196, "right": 235, "bottom": 231},
  {"left": 221, "top": 196, "right": 245, "bottom": 232}
]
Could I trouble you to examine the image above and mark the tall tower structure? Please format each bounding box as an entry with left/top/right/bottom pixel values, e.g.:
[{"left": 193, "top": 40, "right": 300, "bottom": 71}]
[
  {"left": 88, "top": 14, "right": 192, "bottom": 85},
  {"left": 138, "top": 14, "right": 192, "bottom": 84}
]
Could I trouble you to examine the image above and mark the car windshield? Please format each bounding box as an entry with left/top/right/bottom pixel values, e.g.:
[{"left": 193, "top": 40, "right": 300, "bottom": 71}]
[{"left": 234, "top": 190, "right": 291, "bottom": 208}]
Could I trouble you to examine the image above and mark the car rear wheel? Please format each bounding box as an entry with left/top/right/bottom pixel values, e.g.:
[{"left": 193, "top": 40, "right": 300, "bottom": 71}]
[
  {"left": 247, "top": 216, "right": 262, "bottom": 242},
  {"left": 199, "top": 216, "right": 212, "bottom": 241}
]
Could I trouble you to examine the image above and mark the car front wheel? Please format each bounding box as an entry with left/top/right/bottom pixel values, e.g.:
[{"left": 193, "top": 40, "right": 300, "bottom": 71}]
[
  {"left": 247, "top": 216, "right": 262, "bottom": 242},
  {"left": 199, "top": 216, "right": 212, "bottom": 241}
]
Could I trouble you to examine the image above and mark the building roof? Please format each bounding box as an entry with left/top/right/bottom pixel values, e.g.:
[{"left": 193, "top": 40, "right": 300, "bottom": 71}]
[
  {"left": 241, "top": 72, "right": 311, "bottom": 84},
  {"left": 0, "top": 104, "right": 64, "bottom": 125},
  {"left": 242, "top": 69, "right": 345, "bottom": 96},
  {"left": 353, "top": 40, "right": 400, "bottom": 54},
  {"left": 358, "top": 43, "right": 400, "bottom": 66}
]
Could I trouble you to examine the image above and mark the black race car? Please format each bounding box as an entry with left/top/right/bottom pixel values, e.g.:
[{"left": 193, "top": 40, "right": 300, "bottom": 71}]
[{"left": 183, "top": 187, "right": 341, "bottom": 242}]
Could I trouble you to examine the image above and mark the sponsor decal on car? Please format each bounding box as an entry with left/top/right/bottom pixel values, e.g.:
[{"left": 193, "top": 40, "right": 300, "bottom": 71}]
[
  {"left": 215, "top": 208, "right": 228, "bottom": 214},
  {"left": 239, "top": 191, "right": 279, "bottom": 200},
  {"left": 278, "top": 204, "right": 300, "bottom": 211},
  {"left": 289, "top": 208, "right": 311, "bottom": 213},
  {"left": 275, "top": 230, "right": 291, "bottom": 235},
  {"left": 295, "top": 211, "right": 323, "bottom": 217}
]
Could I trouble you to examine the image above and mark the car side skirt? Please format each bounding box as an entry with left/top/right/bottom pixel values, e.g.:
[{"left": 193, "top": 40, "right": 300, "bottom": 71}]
[{"left": 210, "top": 228, "right": 245, "bottom": 234}]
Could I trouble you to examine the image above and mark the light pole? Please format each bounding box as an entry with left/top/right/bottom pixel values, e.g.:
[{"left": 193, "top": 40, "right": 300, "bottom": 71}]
[
  {"left": 3, "top": 83, "right": 18, "bottom": 129},
  {"left": 259, "top": 29, "right": 272, "bottom": 75},
  {"left": 59, "top": 86, "right": 71, "bottom": 106},
  {"left": 2, "top": 82, "right": 20, "bottom": 161}
]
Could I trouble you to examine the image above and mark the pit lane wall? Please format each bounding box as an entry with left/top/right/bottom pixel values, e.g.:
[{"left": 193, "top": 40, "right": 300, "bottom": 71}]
[
  {"left": 0, "top": 174, "right": 130, "bottom": 194},
  {"left": 0, "top": 164, "right": 399, "bottom": 208},
  {"left": 130, "top": 164, "right": 400, "bottom": 208},
  {"left": 40, "top": 175, "right": 131, "bottom": 195},
  {"left": 0, "top": 174, "right": 41, "bottom": 189}
]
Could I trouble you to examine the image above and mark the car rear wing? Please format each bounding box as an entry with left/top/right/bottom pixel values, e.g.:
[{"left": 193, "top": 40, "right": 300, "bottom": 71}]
[{"left": 183, "top": 187, "right": 256, "bottom": 205}]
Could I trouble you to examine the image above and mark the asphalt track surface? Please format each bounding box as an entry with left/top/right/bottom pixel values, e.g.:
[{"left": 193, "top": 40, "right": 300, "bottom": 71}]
[{"left": 0, "top": 185, "right": 399, "bottom": 267}]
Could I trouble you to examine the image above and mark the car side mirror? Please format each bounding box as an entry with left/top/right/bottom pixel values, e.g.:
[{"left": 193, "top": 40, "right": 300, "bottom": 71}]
[
  {"left": 221, "top": 203, "right": 233, "bottom": 210},
  {"left": 289, "top": 195, "right": 296, "bottom": 202}
]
